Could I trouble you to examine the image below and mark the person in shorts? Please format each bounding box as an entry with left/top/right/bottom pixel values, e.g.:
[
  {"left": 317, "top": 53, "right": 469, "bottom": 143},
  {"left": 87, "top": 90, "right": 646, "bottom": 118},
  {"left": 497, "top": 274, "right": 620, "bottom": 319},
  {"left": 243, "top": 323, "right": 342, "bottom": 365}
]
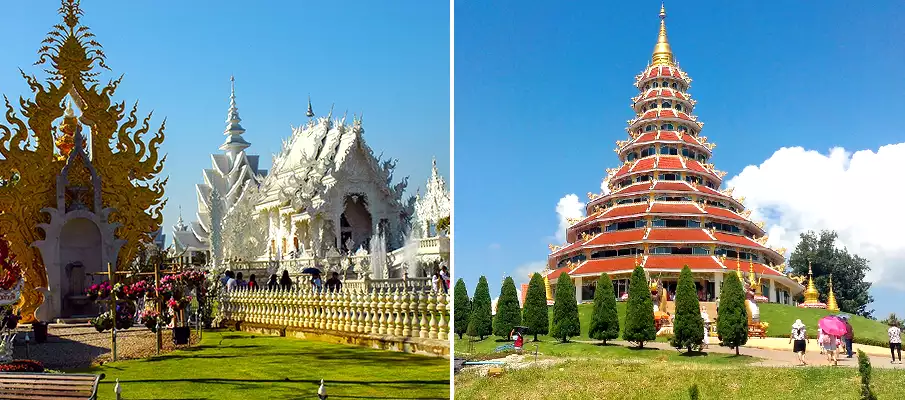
[
  {"left": 889, "top": 321, "right": 902, "bottom": 364},
  {"left": 789, "top": 319, "right": 809, "bottom": 366}
]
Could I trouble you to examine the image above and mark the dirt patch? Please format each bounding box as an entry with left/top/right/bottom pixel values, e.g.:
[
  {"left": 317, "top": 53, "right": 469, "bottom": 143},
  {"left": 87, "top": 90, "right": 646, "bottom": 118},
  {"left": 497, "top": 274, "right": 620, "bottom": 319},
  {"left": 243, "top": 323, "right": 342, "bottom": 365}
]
[{"left": 461, "top": 353, "right": 564, "bottom": 377}]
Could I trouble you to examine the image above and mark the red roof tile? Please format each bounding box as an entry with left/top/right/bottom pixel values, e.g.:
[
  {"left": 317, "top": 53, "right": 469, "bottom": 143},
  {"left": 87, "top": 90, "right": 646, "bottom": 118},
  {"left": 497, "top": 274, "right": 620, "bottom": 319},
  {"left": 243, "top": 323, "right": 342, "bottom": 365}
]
[
  {"left": 649, "top": 203, "right": 701, "bottom": 214},
  {"left": 660, "top": 109, "right": 676, "bottom": 118},
  {"left": 647, "top": 69, "right": 657, "bottom": 78},
  {"left": 659, "top": 131, "right": 679, "bottom": 141},
  {"left": 615, "top": 163, "right": 632, "bottom": 176},
  {"left": 545, "top": 266, "right": 572, "bottom": 281},
  {"left": 697, "top": 185, "right": 722, "bottom": 196},
  {"left": 749, "top": 262, "right": 783, "bottom": 276},
  {"left": 704, "top": 206, "right": 745, "bottom": 221},
  {"left": 645, "top": 91, "right": 658, "bottom": 99},
  {"left": 600, "top": 204, "right": 649, "bottom": 220},
  {"left": 671, "top": 69, "right": 681, "bottom": 78},
  {"left": 657, "top": 156, "right": 683, "bottom": 170},
  {"left": 646, "top": 228, "right": 712, "bottom": 242},
  {"left": 678, "top": 112, "right": 692, "bottom": 121},
  {"left": 585, "top": 229, "right": 647, "bottom": 246},
  {"left": 661, "top": 89, "right": 674, "bottom": 97},
  {"left": 675, "top": 91, "right": 686, "bottom": 100},
  {"left": 636, "top": 132, "right": 657, "bottom": 143},
  {"left": 713, "top": 232, "right": 759, "bottom": 247},
  {"left": 571, "top": 257, "right": 639, "bottom": 276},
  {"left": 550, "top": 238, "right": 587, "bottom": 256},
  {"left": 645, "top": 256, "right": 722, "bottom": 270},
  {"left": 642, "top": 111, "right": 657, "bottom": 119},
  {"left": 632, "top": 158, "right": 656, "bottom": 171},
  {"left": 682, "top": 134, "right": 701, "bottom": 146},
  {"left": 616, "top": 183, "right": 653, "bottom": 195},
  {"left": 653, "top": 182, "right": 693, "bottom": 192},
  {"left": 685, "top": 159, "right": 708, "bottom": 173}
]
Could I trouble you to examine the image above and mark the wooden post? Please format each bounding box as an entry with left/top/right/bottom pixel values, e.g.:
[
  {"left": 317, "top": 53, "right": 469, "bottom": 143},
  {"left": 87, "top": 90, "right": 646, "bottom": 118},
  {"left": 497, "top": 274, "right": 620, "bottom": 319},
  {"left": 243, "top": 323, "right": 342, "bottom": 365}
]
[{"left": 108, "top": 262, "right": 117, "bottom": 362}]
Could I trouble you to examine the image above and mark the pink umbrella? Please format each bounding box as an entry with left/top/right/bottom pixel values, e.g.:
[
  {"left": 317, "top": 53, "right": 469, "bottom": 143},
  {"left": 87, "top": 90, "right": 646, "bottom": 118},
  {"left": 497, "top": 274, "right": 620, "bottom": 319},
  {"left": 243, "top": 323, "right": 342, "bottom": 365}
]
[{"left": 818, "top": 316, "right": 848, "bottom": 336}]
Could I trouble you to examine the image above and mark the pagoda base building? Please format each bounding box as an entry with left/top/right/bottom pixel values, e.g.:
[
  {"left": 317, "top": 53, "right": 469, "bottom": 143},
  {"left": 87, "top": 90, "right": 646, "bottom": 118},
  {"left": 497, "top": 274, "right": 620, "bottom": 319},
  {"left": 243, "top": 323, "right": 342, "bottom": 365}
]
[{"left": 544, "top": 5, "right": 805, "bottom": 307}]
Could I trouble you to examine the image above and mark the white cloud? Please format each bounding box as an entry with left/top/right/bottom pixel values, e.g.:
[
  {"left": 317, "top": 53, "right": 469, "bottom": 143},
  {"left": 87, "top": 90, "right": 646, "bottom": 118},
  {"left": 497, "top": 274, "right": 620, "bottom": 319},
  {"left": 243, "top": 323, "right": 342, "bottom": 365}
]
[
  {"left": 727, "top": 143, "right": 905, "bottom": 289},
  {"left": 512, "top": 260, "right": 546, "bottom": 289},
  {"left": 555, "top": 194, "right": 586, "bottom": 243},
  {"left": 601, "top": 177, "right": 612, "bottom": 195}
]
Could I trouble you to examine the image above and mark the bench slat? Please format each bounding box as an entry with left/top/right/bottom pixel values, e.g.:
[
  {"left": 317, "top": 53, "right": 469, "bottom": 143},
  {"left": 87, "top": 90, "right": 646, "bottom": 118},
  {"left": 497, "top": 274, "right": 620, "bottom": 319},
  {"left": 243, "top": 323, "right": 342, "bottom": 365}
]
[
  {"left": 0, "top": 372, "right": 102, "bottom": 400},
  {"left": 0, "top": 374, "right": 97, "bottom": 380}
]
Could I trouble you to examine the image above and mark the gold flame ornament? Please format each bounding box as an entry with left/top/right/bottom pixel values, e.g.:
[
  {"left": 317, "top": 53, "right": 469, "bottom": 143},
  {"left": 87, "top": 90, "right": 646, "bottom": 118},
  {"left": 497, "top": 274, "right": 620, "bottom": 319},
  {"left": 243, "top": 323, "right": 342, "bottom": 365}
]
[{"left": 0, "top": 0, "right": 168, "bottom": 322}]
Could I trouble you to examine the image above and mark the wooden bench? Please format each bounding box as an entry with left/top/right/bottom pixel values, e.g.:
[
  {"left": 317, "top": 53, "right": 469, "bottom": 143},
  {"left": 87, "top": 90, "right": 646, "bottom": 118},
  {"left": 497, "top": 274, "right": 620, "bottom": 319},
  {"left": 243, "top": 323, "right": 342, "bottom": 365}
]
[{"left": 0, "top": 372, "right": 104, "bottom": 399}]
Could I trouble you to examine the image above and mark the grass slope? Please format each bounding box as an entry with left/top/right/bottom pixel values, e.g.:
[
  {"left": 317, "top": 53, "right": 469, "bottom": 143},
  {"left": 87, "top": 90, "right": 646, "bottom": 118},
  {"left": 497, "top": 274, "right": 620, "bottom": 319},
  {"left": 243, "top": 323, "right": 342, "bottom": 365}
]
[{"left": 71, "top": 330, "right": 449, "bottom": 400}]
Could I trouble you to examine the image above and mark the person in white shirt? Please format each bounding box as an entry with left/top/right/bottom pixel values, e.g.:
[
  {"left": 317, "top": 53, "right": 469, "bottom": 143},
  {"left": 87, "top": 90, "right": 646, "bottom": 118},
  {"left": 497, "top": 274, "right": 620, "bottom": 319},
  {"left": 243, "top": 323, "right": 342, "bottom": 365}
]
[
  {"left": 789, "top": 319, "right": 809, "bottom": 366},
  {"left": 888, "top": 321, "right": 902, "bottom": 364},
  {"left": 226, "top": 275, "right": 238, "bottom": 291}
]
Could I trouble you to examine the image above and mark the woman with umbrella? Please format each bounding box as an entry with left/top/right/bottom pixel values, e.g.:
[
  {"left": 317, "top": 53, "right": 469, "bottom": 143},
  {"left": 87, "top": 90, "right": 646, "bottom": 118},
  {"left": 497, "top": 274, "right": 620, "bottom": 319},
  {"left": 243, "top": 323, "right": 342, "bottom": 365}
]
[{"left": 819, "top": 316, "right": 847, "bottom": 366}]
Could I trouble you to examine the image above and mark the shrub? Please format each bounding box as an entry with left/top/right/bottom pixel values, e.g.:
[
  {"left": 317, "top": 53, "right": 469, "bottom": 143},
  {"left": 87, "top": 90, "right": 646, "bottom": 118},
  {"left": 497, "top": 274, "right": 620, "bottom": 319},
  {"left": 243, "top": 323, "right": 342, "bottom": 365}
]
[
  {"left": 689, "top": 384, "right": 700, "bottom": 400},
  {"left": 588, "top": 273, "right": 619, "bottom": 344},
  {"left": 522, "top": 273, "right": 549, "bottom": 341},
  {"left": 493, "top": 277, "right": 521, "bottom": 339},
  {"left": 623, "top": 265, "right": 656, "bottom": 348},
  {"left": 467, "top": 276, "right": 493, "bottom": 340},
  {"left": 453, "top": 279, "right": 471, "bottom": 339},
  {"left": 550, "top": 273, "right": 580, "bottom": 342},
  {"left": 0, "top": 360, "right": 44, "bottom": 373},
  {"left": 717, "top": 272, "right": 748, "bottom": 355},
  {"left": 671, "top": 266, "right": 704, "bottom": 352},
  {"left": 858, "top": 349, "right": 877, "bottom": 400}
]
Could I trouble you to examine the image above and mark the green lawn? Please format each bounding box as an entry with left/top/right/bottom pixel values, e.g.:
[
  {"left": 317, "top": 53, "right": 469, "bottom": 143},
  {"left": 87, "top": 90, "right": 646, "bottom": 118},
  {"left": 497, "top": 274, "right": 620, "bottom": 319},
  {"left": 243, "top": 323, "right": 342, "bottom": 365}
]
[{"left": 70, "top": 330, "right": 449, "bottom": 400}]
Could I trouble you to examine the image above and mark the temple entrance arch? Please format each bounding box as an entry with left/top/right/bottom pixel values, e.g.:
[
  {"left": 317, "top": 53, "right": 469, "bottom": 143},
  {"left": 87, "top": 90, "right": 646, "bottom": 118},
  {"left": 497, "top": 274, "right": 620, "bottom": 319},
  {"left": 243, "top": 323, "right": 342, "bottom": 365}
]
[{"left": 340, "top": 194, "right": 372, "bottom": 252}]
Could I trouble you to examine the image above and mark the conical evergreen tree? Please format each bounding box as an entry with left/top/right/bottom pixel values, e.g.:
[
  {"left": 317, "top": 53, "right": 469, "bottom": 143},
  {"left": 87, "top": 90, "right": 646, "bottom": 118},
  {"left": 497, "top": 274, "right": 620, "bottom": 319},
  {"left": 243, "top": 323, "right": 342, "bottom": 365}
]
[
  {"left": 550, "top": 273, "right": 580, "bottom": 342},
  {"left": 716, "top": 272, "right": 748, "bottom": 355},
  {"left": 623, "top": 265, "right": 656, "bottom": 348},
  {"left": 493, "top": 277, "right": 522, "bottom": 339},
  {"left": 453, "top": 279, "right": 471, "bottom": 339},
  {"left": 467, "top": 276, "right": 493, "bottom": 340},
  {"left": 670, "top": 265, "right": 704, "bottom": 352},
  {"left": 588, "top": 273, "right": 619, "bottom": 344},
  {"left": 522, "top": 273, "right": 549, "bottom": 341}
]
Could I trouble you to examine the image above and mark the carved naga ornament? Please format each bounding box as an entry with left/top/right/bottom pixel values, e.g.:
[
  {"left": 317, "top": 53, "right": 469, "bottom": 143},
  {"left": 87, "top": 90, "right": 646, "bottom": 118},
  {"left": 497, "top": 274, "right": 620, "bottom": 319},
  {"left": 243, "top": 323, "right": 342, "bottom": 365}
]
[{"left": 0, "top": 1, "right": 167, "bottom": 321}]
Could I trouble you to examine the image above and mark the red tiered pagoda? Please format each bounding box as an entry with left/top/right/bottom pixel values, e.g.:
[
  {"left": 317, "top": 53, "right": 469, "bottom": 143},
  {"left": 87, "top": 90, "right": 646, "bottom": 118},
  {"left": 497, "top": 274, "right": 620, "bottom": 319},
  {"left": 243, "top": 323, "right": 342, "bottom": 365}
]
[{"left": 544, "top": 5, "right": 805, "bottom": 306}]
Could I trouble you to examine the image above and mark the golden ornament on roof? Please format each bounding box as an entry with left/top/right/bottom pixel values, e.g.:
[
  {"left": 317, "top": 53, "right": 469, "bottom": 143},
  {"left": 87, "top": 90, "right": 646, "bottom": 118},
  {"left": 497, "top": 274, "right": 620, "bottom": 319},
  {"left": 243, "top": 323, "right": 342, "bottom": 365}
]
[
  {"left": 0, "top": 1, "right": 168, "bottom": 321},
  {"left": 651, "top": 3, "right": 675, "bottom": 66}
]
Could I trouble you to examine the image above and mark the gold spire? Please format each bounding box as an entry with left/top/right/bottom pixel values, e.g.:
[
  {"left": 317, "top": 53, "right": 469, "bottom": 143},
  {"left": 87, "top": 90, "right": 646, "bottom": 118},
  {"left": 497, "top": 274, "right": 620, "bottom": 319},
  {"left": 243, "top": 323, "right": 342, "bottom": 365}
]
[
  {"left": 827, "top": 274, "right": 839, "bottom": 312},
  {"left": 735, "top": 256, "right": 742, "bottom": 280},
  {"left": 804, "top": 261, "right": 821, "bottom": 304},
  {"left": 543, "top": 275, "right": 553, "bottom": 302},
  {"left": 651, "top": 3, "right": 675, "bottom": 66}
]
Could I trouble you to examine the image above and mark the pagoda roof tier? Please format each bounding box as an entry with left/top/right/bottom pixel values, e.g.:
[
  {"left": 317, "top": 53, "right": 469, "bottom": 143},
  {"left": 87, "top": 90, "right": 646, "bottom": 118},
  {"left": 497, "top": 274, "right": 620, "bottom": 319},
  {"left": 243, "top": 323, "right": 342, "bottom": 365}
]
[
  {"left": 634, "top": 88, "right": 689, "bottom": 102},
  {"left": 634, "top": 65, "right": 690, "bottom": 87},
  {"left": 584, "top": 229, "right": 647, "bottom": 247},
  {"left": 570, "top": 257, "right": 641, "bottom": 276},
  {"left": 629, "top": 110, "right": 702, "bottom": 131},
  {"left": 608, "top": 155, "right": 722, "bottom": 180},
  {"left": 569, "top": 201, "right": 765, "bottom": 239},
  {"left": 619, "top": 131, "right": 713, "bottom": 157},
  {"left": 645, "top": 228, "right": 712, "bottom": 242},
  {"left": 590, "top": 181, "right": 743, "bottom": 210},
  {"left": 644, "top": 255, "right": 723, "bottom": 271}
]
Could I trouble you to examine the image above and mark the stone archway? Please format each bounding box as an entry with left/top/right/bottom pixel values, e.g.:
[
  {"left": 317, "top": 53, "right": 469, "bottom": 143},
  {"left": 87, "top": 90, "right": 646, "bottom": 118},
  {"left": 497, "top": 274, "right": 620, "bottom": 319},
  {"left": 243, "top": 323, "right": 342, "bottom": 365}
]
[
  {"left": 340, "top": 194, "right": 372, "bottom": 253},
  {"left": 58, "top": 218, "right": 102, "bottom": 317}
]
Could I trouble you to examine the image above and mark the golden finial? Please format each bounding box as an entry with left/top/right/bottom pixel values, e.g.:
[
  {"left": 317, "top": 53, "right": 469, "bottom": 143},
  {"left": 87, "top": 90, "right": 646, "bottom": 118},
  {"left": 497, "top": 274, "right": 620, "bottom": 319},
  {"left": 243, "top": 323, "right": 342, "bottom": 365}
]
[
  {"left": 651, "top": 2, "right": 675, "bottom": 66},
  {"left": 735, "top": 255, "right": 742, "bottom": 280},
  {"left": 804, "top": 260, "right": 821, "bottom": 304},
  {"left": 827, "top": 274, "right": 839, "bottom": 312}
]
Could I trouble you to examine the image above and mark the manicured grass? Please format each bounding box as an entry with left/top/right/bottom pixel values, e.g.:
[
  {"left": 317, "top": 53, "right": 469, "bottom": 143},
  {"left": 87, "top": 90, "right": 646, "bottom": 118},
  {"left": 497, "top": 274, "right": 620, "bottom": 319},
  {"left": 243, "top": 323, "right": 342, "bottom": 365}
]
[
  {"left": 759, "top": 303, "right": 890, "bottom": 345},
  {"left": 455, "top": 357, "right": 905, "bottom": 400},
  {"left": 70, "top": 330, "right": 449, "bottom": 400}
]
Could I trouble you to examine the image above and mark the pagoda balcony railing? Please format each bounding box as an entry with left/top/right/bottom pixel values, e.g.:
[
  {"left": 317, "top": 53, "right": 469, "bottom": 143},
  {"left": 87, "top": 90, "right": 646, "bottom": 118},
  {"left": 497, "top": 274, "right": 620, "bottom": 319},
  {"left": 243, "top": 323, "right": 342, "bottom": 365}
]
[{"left": 219, "top": 285, "right": 450, "bottom": 344}]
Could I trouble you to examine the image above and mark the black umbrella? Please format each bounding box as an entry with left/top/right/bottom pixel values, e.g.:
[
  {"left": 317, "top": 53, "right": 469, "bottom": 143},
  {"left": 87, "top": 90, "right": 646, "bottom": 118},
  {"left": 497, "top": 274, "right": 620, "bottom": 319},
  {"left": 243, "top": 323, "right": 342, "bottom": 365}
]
[
  {"left": 513, "top": 326, "right": 528, "bottom": 334},
  {"left": 302, "top": 267, "right": 321, "bottom": 275}
]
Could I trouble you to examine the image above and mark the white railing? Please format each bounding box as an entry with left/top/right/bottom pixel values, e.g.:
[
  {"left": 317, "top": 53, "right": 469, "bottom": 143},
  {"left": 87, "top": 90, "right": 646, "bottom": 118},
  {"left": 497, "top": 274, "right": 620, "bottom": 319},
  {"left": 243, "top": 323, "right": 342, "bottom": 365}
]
[{"left": 220, "top": 286, "right": 450, "bottom": 342}]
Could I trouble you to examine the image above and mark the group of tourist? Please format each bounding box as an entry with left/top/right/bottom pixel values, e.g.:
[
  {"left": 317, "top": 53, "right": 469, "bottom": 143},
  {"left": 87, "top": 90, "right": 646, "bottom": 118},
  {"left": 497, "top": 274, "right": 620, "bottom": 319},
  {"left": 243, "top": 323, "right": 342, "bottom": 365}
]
[
  {"left": 220, "top": 270, "right": 345, "bottom": 294},
  {"left": 432, "top": 266, "right": 450, "bottom": 293},
  {"left": 788, "top": 317, "right": 903, "bottom": 366}
]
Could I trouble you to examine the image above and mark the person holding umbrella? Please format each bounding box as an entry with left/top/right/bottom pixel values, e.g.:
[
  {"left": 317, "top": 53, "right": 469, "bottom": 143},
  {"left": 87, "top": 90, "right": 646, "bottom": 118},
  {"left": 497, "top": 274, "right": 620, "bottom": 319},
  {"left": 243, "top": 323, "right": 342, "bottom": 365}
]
[
  {"left": 510, "top": 326, "right": 526, "bottom": 352},
  {"left": 819, "top": 316, "right": 847, "bottom": 366}
]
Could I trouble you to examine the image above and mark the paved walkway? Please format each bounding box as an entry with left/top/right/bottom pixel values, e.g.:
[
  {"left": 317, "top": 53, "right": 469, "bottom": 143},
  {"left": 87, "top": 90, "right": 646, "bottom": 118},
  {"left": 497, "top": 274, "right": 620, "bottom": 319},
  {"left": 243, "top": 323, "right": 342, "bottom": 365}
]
[{"left": 598, "top": 339, "right": 905, "bottom": 369}]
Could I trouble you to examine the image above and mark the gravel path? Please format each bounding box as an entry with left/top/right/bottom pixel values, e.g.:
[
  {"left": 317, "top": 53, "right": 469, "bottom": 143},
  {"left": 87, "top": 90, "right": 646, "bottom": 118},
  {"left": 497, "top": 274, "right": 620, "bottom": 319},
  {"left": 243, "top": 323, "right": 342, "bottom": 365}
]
[{"left": 11, "top": 324, "right": 200, "bottom": 370}]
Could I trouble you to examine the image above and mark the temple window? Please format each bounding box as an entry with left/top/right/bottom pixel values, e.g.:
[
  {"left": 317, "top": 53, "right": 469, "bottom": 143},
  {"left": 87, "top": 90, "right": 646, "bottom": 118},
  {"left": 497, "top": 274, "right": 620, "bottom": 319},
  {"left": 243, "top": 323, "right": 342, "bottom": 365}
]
[
  {"left": 641, "top": 146, "right": 655, "bottom": 157},
  {"left": 697, "top": 154, "right": 707, "bottom": 163},
  {"left": 662, "top": 101, "right": 672, "bottom": 109},
  {"left": 678, "top": 125, "right": 688, "bottom": 132},
  {"left": 682, "top": 148, "right": 696, "bottom": 159},
  {"left": 658, "top": 173, "right": 679, "bottom": 181},
  {"left": 645, "top": 84, "right": 651, "bottom": 90},
  {"left": 685, "top": 175, "right": 702, "bottom": 184},
  {"left": 675, "top": 103, "right": 683, "bottom": 112},
  {"left": 692, "top": 246, "right": 709, "bottom": 255},
  {"left": 660, "top": 145, "right": 678, "bottom": 155},
  {"left": 671, "top": 82, "right": 678, "bottom": 89},
  {"left": 661, "top": 80, "right": 669, "bottom": 87},
  {"left": 619, "top": 178, "right": 632, "bottom": 187},
  {"left": 652, "top": 82, "right": 659, "bottom": 88},
  {"left": 645, "top": 125, "right": 655, "bottom": 132},
  {"left": 627, "top": 152, "right": 638, "bottom": 162},
  {"left": 660, "top": 123, "right": 675, "bottom": 130},
  {"left": 635, "top": 175, "right": 650, "bottom": 183},
  {"left": 655, "top": 195, "right": 691, "bottom": 202}
]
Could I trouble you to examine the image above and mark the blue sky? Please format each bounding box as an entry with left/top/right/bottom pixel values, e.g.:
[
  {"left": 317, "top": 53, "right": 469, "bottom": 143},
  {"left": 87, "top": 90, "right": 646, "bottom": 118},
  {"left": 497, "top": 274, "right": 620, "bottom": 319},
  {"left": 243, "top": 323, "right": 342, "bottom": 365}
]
[
  {"left": 455, "top": 1, "right": 905, "bottom": 318},
  {"left": 0, "top": 1, "right": 449, "bottom": 245}
]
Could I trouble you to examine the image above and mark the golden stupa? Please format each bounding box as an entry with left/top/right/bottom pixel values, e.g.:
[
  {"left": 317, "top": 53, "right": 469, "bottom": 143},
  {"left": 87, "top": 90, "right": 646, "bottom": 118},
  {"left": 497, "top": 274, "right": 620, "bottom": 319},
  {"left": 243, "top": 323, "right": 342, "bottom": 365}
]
[
  {"left": 826, "top": 274, "right": 839, "bottom": 312},
  {"left": 799, "top": 261, "right": 827, "bottom": 309}
]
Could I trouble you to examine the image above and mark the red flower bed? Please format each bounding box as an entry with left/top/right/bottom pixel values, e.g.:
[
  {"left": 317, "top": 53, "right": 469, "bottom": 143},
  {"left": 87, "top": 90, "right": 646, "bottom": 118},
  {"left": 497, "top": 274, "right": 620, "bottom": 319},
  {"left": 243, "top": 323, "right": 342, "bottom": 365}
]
[{"left": 0, "top": 360, "right": 44, "bottom": 373}]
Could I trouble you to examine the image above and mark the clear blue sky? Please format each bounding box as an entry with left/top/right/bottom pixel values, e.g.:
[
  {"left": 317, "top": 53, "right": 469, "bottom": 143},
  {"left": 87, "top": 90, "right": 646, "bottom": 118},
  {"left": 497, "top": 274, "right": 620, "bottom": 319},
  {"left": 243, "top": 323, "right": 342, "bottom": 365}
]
[
  {"left": 0, "top": 1, "right": 449, "bottom": 246},
  {"left": 455, "top": 1, "right": 905, "bottom": 318}
]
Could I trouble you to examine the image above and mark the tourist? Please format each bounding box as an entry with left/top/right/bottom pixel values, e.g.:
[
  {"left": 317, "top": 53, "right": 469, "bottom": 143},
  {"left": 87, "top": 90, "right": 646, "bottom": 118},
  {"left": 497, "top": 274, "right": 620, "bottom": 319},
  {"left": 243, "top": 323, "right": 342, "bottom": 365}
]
[
  {"left": 236, "top": 272, "right": 247, "bottom": 288},
  {"left": 248, "top": 274, "right": 259, "bottom": 290},
  {"left": 225, "top": 272, "right": 238, "bottom": 291},
  {"left": 279, "top": 270, "right": 293, "bottom": 290},
  {"left": 311, "top": 272, "right": 323, "bottom": 293},
  {"left": 440, "top": 266, "right": 450, "bottom": 291},
  {"left": 819, "top": 331, "right": 839, "bottom": 366},
  {"left": 510, "top": 328, "right": 523, "bottom": 352},
  {"left": 818, "top": 327, "right": 826, "bottom": 355},
  {"left": 841, "top": 316, "right": 854, "bottom": 358},
  {"left": 325, "top": 272, "right": 342, "bottom": 293},
  {"left": 789, "top": 319, "right": 809, "bottom": 366},
  {"left": 701, "top": 308, "right": 711, "bottom": 350},
  {"left": 888, "top": 320, "right": 902, "bottom": 364},
  {"left": 267, "top": 274, "right": 279, "bottom": 290},
  {"left": 221, "top": 270, "right": 233, "bottom": 287}
]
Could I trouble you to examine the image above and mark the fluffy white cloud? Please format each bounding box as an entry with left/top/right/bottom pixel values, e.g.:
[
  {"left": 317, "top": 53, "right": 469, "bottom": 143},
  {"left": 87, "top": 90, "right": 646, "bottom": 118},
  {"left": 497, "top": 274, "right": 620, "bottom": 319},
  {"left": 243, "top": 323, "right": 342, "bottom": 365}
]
[
  {"left": 601, "top": 177, "right": 612, "bottom": 195},
  {"left": 555, "top": 194, "right": 586, "bottom": 243},
  {"left": 727, "top": 143, "right": 905, "bottom": 289}
]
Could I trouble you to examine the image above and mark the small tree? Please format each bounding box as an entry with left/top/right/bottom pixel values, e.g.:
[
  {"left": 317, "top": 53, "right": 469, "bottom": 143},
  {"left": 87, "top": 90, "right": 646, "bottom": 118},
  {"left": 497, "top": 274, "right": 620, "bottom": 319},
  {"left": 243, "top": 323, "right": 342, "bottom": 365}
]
[
  {"left": 717, "top": 272, "right": 748, "bottom": 355},
  {"left": 467, "top": 276, "right": 493, "bottom": 340},
  {"left": 493, "top": 277, "right": 521, "bottom": 339},
  {"left": 550, "top": 273, "right": 580, "bottom": 342},
  {"left": 453, "top": 279, "right": 471, "bottom": 339},
  {"left": 623, "top": 265, "right": 656, "bottom": 348},
  {"left": 588, "top": 273, "right": 619, "bottom": 344},
  {"left": 522, "top": 273, "right": 549, "bottom": 341},
  {"left": 858, "top": 350, "right": 877, "bottom": 400},
  {"left": 671, "top": 266, "right": 704, "bottom": 352},
  {"left": 688, "top": 384, "right": 700, "bottom": 400}
]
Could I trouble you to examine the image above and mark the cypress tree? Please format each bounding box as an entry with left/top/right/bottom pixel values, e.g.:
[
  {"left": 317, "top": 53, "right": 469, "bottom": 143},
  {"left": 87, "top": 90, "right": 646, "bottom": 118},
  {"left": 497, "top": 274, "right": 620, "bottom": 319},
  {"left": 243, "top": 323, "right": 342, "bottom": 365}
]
[
  {"left": 467, "top": 276, "right": 493, "bottom": 340},
  {"left": 716, "top": 272, "right": 748, "bottom": 355},
  {"left": 550, "top": 273, "right": 580, "bottom": 342},
  {"left": 493, "top": 276, "right": 522, "bottom": 339},
  {"left": 522, "top": 273, "right": 549, "bottom": 341},
  {"left": 453, "top": 279, "right": 471, "bottom": 339},
  {"left": 588, "top": 273, "right": 619, "bottom": 344},
  {"left": 858, "top": 349, "right": 877, "bottom": 400},
  {"left": 623, "top": 265, "right": 656, "bottom": 348},
  {"left": 670, "top": 266, "right": 704, "bottom": 352}
]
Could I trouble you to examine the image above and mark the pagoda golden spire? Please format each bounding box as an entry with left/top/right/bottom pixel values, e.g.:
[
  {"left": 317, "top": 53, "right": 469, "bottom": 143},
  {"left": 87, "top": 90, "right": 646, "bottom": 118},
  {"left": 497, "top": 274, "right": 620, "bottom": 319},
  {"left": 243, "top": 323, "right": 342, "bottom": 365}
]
[
  {"left": 827, "top": 274, "right": 839, "bottom": 312},
  {"left": 651, "top": 3, "right": 675, "bottom": 66},
  {"left": 736, "top": 256, "right": 742, "bottom": 280},
  {"left": 803, "top": 261, "right": 821, "bottom": 304}
]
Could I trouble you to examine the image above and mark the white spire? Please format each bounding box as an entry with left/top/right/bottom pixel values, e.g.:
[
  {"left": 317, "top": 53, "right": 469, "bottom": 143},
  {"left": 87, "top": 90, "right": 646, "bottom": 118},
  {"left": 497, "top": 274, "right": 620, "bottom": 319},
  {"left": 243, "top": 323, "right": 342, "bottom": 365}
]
[{"left": 220, "top": 75, "right": 251, "bottom": 153}]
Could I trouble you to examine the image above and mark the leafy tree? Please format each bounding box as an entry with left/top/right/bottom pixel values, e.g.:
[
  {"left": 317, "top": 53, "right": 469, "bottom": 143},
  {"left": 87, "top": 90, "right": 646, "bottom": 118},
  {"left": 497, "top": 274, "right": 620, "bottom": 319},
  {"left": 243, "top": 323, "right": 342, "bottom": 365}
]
[
  {"left": 717, "top": 272, "right": 748, "bottom": 355},
  {"left": 467, "top": 276, "right": 492, "bottom": 340},
  {"left": 453, "top": 279, "right": 471, "bottom": 339},
  {"left": 436, "top": 215, "right": 450, "bottom": 234},
  {"left": 550, "top": 273, "right": 580, "bottom": 342},
  {"left": 670, "top": 266, "right": 704, "bottom": 352},
  {"left": 522, "top": 273, "right": 549, "bottom": 341},
  {"left": 623, "top": 265, "right": 656, "bottom": 348},
  {"left": 858, "top": 349, "right": 877, "bottom": 400},
  {"left": 588, "top": 273, "right": 619, "bottom": 344},
  {"left": 493, "top": 277, "right": 521, "bottom": 339},
  {"left": 789, "top": 230, "right": 874, "bottom": 317}
]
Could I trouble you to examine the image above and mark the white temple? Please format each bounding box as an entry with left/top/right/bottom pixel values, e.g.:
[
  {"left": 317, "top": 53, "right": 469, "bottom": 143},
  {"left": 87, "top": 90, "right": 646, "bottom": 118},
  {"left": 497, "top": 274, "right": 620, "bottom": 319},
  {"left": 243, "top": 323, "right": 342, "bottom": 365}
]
[{"left": 175, "top": 78, "right": 450, "bottom": 280}]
